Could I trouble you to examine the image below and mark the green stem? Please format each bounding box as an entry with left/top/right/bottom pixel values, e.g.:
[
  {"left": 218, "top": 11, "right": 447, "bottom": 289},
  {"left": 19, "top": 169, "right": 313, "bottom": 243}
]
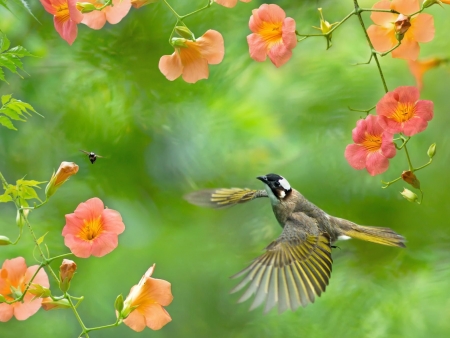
[
  {"left": 5, "top": 262, "right": 46, "bottom": 304},
  {"left": 414, "top": 158, "right": 432, "bottom": 171},
  {"left": 162, "top": 0, "right": 182, "bottom": 20},
  {"left": 180, "top": 0, "right": 212, "bottom": 20},
  {"left": 85, "top": 319, "right": 122, "bottom": 334},
  {"left": 359, "top": 8, "right": 400, "bottom": 14},
  {"left": 348, "top": 105, "right": 376, "bottom": 115},
  {"left": 0, "top": 171, "right": 8, "bottom": 188},
  {"left": 403, "top": 144, "right": 414, "bottom": 171},
  {"left": 353, "top": 0, "right": 389, "bottom": 93},
  {"left": 66, "top": 294, "right": 90, "bottom": 338},
  {"left": 296, "top": 9, "right": 356, "bottom": 37},
  {"left": 381, "top": 177, "right": 402, "bottom": 188},
  {"left": 373, "top": 42, "right": 401, "bottom": 57}
]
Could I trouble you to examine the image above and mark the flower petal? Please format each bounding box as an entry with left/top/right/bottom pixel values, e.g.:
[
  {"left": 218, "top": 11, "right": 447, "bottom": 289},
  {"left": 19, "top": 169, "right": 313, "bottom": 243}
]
[
  {"left": 214, "top": 0, "right": 238, "bottom": 8},
  {"left": 196, "top": 30, "right": 224, "bottom": 65},
  {"left": 351, "top": 119, "right": 367, "bottom": 143},
  {"left": 146, "top": 278, "right": 173, "bottom": 306},
  {"left": 381, "top": 132, "right": 396, "bottom": 158},
  {"left": 377, "top": 115, "right": 402, "bottom": 134},
  {"left": 68, "top": 0, "right": 83, "bottom": 23},
  {"left": 40, "top": 0, "right": 56, "bottom": 15},
  {"left": 90, "top": 232, "right": 119, "bottom": 257},
  {"left": 123, "top": 309, "right": 147, "bottom": 332},
  {"left": 54, "top": 18, "right": 78, "bottom": 45},
  {"left": 394, "top": 86, "right": 419, "bottom": 104},
  {"left": 414, "top": 100, "right": 433, "bottom": 121},
  {"left": 247, "top": 34, "right": 268, "bottom": 62},
  {"left": 13, "top": 293, "right": 42, "bottom": 320},
  {"left": 64, "top": 234, "right": 92, "bottom": 258},
  {"left": 281, "top": 18, "right": 297, "bottom": 49},
  {"left": 104, "top": 0, "right": 131, "bottom": 24},
  {"left": 365, "top": 114, "right": 384, "bottom": 136},
  {"left": 345, "top": 144, "right": 368, "bottom": 170},
  {"left": 143, "top": 303, "right": 172, "bottom": 330},
  {"left": 370, "top": 0, "right": 397, "bottom": 26},
  {"left": 180, "top": 56, "right": 209, "bottom": 84},
  {"left": 159, "top": 53, "right": 183, "bottom": 81},
  {"left": 257, "top": 4, "right": 286, "bottom": 23},
  {"left": 392, "top": 37, "right": 419, "bottom": 60},
  {"left": 367, "top": 25, "right": 396, "bottom": 52},
  {"left": 267, "top": 42, "right": 292, "bottom": 68},
  {"left": 82, "top": 10, "right": 107, "bottom": 30},
  {"left": 402, "top": 116, "right": 428, "bottom": 136},
  {"left": 101, "top": 209, "right": 125, "bottom": 234},
  {"left": 366, "top": 151, "right": 390, "bottom": 176},
  {"left": 392, "top": 0, "right": 420, "bottom": 15},
  {"left": 1, "top": 257, "right": 27, "bottom": 286},
  {"left": 74, "top": 198, "right": 104, "bottom": 221},
  {"left": 410, "top": 14, "right": 434, "bottom": 43},
  {"left": 0, "top": 303, "right": 14, "bottom": 322}
]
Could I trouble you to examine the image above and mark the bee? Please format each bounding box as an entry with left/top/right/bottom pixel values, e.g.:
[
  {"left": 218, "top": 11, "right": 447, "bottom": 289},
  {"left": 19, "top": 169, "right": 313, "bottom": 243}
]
[{"left": 79, "top": 150, "right": 104, "bottom": 164}]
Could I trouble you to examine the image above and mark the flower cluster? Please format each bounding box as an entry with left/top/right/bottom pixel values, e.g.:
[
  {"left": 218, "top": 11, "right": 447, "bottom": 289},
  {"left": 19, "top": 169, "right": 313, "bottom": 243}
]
[{"left": 345, "top": 86, "right": 433, "bottom": 176}]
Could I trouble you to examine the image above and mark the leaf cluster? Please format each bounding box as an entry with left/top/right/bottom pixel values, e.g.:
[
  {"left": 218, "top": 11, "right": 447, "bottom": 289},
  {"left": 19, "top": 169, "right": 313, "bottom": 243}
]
[
  {"left": 0, "top": 178, "right": 46, "bottom": 207},
  {"left": 0, "top": 30, "right": 34, "bottom": 83},
  {"left": 0, "top": 94, "right": 40, "bottom": 130}
]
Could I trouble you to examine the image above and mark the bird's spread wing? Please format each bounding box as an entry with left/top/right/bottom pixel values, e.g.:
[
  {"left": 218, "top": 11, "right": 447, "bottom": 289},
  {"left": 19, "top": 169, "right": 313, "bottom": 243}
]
[
  {"left": 184, "top": 188, "right": 268, "bottom": 209},
  {"left": 230, "top": 221, "right": 332, "bottom": 314}
]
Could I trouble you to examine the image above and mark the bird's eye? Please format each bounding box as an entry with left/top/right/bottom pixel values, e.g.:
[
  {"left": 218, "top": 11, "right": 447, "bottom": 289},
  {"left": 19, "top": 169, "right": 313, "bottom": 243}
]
[{"left": 274, "top": 181, "right": 280, "bottom": 187}]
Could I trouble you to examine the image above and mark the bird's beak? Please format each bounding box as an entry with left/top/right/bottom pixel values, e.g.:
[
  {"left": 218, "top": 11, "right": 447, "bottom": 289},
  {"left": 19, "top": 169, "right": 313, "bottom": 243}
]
[{"left": 256, "top": 176, "right": 268, "bottom": 184}]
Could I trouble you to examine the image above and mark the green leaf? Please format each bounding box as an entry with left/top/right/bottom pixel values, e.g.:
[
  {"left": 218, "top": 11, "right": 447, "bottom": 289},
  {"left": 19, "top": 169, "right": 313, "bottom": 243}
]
[
  {"left": 36, "top": 232, "right": 48, "bottom": 245},
  {"left": 0, "top": 193, "right": 12, "bottom": 202},
  {"left": 1, "top": 94, "right": 11, "bottom": 105},
  {"left": 0, "top": 115, "right": 17, "bottom": 130},
  {"left": 0, "top": 55, "right": 18, "bottom": 74},
  {"left": 0, "top": 31, "right": 10, "bottom": 53},
  {"left": 8, "top": 46, "right": 34, "bottom": 58},
  {"left": 0, "top": 68, "right": 5, "bottom": 83},
  {"left": 20, "top": 186, "right": 42, "bottom": 202},
  {"left": 16, "top": 179, "right": 46, "bottom": 187},
  {"left": 1, "top": 107, "right": 26, "bottom": 121}
]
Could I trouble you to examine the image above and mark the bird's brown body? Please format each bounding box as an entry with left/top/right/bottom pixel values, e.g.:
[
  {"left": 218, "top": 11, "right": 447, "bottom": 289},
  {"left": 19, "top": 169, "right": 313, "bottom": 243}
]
[{"left": 185, "top": 174, "right": 405, "bottom": 314}]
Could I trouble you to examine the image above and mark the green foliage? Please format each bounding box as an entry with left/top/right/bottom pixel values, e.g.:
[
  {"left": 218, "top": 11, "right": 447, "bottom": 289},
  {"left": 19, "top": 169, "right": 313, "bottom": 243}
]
[
  {"left": 0, "top": 0, "right": 38, "bottom": 21},
  {"left": 0, "top": 94, "right": 40, "bottom": 130},
  {"left": 0, "top": 30, "right": 34, "bottom": 83},
  {"left": 0, "top": 178, "right": 46, "bottom": 207}
]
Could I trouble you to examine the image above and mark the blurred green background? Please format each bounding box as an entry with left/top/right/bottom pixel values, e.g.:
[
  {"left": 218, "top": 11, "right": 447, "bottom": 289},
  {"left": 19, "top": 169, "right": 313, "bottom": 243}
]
[{"left": 1, "top": 0, "right": 450, "bottom": 337}]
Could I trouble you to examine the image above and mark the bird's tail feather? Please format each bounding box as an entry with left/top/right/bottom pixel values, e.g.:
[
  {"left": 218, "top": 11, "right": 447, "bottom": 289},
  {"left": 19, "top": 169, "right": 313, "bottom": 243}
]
[{"left": 335, "top": 218, "right": 406, "bottom": 248}]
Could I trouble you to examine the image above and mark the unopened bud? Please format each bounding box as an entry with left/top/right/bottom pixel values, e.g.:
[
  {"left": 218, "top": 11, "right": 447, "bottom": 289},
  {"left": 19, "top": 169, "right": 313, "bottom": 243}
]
[
  {"left": 401, "top": 171, "right": 420, "bottom": 189},
  {"left": 427, "top": 143, "right": 436, "bottom": 158},
  {"left": 394, "top": 14, "right": 411, "bottom": 41},
  {"left": 41, "top": 298, "right": 71, "bottom": 311},
  {"left": 401, "top": 188, "right": 418, "bottom": 203},
  {"left": 115, "top": 294, "right": 124, "bottom": 313},
  {"left": 171, "top": 37, "right": 188, "bottom": 48},
  {"left": 76, "top": 2, "right": 97, "bottom": 14},
  {"left": 0, "top": 294, "right": 5, "bottom": 302},
  {"left": 16, "top": 209, "right": 29, "bottom": 229},
  {"left": 317, "top": 8, "right": 332, "bottom": 34},
  {"left": 175, "top": 26, "right": 195, "bottom": 40},
  {"left": 422, "top": 0, "right": 443, "bottom": 8},
  {"left": 59, "top": 259, "right": 77, "bottom": 292},
  {"left": 45, "top": 162, "right": 79, "bottom": 199},
  {"left": 0, "top": 235, "right": 12, "bottom": 246}
]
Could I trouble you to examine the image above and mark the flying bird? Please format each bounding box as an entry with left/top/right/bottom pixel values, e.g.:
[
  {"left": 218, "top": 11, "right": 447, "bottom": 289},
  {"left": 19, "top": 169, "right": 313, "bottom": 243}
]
[
  {"left": 79, "top": 150, "right": 104, "bottom": 164},
  {"left": 185, "top": 173, "right": 405, "bottom": 314}
]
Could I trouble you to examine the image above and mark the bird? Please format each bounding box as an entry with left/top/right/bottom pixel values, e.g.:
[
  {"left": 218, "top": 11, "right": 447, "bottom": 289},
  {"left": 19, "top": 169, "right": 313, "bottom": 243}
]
[
  {"left": 185, "top": 173, "right": 405, "bottom": 314},
  {"left": 79, "top": 150, "right": 104, "bottom": 164}
]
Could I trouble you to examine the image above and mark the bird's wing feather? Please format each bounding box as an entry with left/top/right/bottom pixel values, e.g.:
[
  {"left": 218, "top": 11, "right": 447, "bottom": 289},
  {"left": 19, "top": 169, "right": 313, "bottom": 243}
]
[
  {"left": 184, "top": 188, "right": 268, "bottom": 209},
  {"left": 230, "top": 219, "right": 332, "bottom": 314}
]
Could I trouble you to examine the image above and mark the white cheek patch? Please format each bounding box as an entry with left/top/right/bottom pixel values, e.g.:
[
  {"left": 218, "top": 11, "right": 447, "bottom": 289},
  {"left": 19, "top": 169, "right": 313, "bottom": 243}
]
[
  {"left": 279, "top": 191, "right": 286, "bottom": 198},
  {"left": 279, "top": 178, "right": 291, "bottom": 190}
]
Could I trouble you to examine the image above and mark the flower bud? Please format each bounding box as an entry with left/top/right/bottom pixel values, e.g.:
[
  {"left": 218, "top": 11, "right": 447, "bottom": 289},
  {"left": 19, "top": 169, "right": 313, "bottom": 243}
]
[
  {"left": 0, "top": 235, "right": 12, "bottom": 246},
  {"left": 427, "top": 143, "right": 436, "bottom": 158},
  {"left": 16, "top": 209, "right": 29, "bottom": 229},
  {"left": 41, "top": 298, "right": 71, "bottom": 311},
  {"left": 422, "top": 0, "right": 443, "bottom": 8},
  {"left": 317, "top": 8, "right": 332, "bottom": 34},
  {"left": 115, "top": 294, "right": 124, "bottom": 313},
  {"left": 59, "top": 259, "right": 77, "bottom": 293},
  {"left": 401, "top": 171, "right": 420, "bottom": 189},
  {"left": 0, "top": 294, "right": 5, "bottom": 302},
  {"left": 76, "top": 2, "right": 97, "bottom": 14},
  {"left": 131, "top": 0, "right": 157, "bottom": 9},
  {"left": 45, "top": 162, "right": 79, "bottom": 199},
  {"left": 401, "top": 188, "right": 418, "bottom": 203},
  {"left": 175, "top": 26, "right": 195, "bottom": 40},
  {"left": 394, "top": 14, "right": 411, "bottom": 41},
  {"left": 171, "top": 37, "right": 189, "bottom": 48}
]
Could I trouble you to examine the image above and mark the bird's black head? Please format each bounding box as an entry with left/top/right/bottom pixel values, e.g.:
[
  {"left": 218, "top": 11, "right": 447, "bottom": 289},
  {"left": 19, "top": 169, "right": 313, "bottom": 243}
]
[{"left": 257, "top": 173, "right": 292, "bottom": 201}]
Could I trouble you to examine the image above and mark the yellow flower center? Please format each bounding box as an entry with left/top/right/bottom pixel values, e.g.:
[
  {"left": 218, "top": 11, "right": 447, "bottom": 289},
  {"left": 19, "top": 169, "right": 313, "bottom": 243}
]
[
  {"left": 391, "top": 102, "right": 415, "bottom": 123},
  {"left": 362, "top": 133, "right": 382, "bottom": 152},
  {"left": 258, "top": 21, "right": 283, "bottom": 48},
  {"left": 53, "top": 3, "right": 70, "bottom": 23},
  {"left": 79, "top": 216, "right": 103, "bottom": 241}
]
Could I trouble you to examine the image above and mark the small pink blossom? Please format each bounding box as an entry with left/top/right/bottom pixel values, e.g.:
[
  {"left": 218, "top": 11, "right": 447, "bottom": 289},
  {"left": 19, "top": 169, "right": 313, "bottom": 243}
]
[
  {"left": 215, "top": 0, "right": 251, "bottom": 8},
  {"left": 159, "top": 30, "right": 224, "bottom": 84},
  {"left": 40, "top": 0, "right": 84, "bottom": 45},
  {"left": 62, "top": 197, "right": 125, "bottom": 258},
  {"left": 81, "top": 0, "right": 131, "bottom": 30},
  {"left": 345, "top": 115, "right": 396, "bottom": 176},
  {"left": 121, "top": 264, "right": 173, "bottom": 331},
  {"left": 376, "top": 86, "right": 433, "bottom": 136},
  {"left": 247, "top": 4, "right": 297, "bottom": 67},
  {"left": 0, "top": 257, "right": 49, "bottom": 322}
]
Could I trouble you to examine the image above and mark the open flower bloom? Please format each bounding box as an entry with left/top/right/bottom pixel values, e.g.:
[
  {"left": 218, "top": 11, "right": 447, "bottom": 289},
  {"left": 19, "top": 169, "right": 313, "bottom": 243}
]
[
  {"left": 62, "top": 197, "right": 125, "bottom": 258},
  {"left": 345, "top": 115, "right": 396, "bottom": 176},
  {"left": 407, "top": 57, "right": 442, "bottom": 91},
  {"left": 81, "top": 0, "right": 131, "bottom": 30},
  {"left": 159, "top": 30, "right": 224, "bottom": 84},
  {"left": 215, "top": 0, "right": 251, "bottom": 8},
  {"left": 0, "top": 257, "right": 49, "bottom": 322},
  {"left": 40, "top": 0, "right": 84, "bottom": 45},
  {"left": 247, "top": 4, "right": 297, "bottom": 67},
  {"left": 121, "top": 264, "right": 173, "bottom": 331},
  {"left": 376, "top": 86, "right": 433, "bottom": 136},
  {"left": 367, "top": 0, "right": 434, "bottom": 60}
]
